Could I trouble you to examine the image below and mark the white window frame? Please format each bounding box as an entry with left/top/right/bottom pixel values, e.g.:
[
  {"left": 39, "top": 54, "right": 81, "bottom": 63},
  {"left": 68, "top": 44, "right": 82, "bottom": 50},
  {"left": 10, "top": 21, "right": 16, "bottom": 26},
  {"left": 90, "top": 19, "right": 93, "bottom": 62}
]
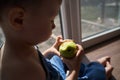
[
  {"left": 60, "top": 0, "right": 81, "bottom": 44},
  {"left": 60, "top": 0, "right": 120, "bottom": 48}
]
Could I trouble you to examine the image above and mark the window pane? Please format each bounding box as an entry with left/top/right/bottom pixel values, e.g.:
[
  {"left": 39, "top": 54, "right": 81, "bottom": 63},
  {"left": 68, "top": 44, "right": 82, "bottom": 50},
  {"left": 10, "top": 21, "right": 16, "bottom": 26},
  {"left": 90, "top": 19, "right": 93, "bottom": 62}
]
[
  {"left": 0, "top": 28, "right": 4, "bottom": 47},
  {"left": 38, "top": 15, "right": 62, "bottom": 52},
  {"left": 81, "top": 0, "right": 120, "bottom": 38}
]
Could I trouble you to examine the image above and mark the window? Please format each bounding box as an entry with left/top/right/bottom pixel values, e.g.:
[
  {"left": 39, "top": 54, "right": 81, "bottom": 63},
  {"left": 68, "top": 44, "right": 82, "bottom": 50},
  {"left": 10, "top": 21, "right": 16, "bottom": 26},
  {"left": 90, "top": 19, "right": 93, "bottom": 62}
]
[
  {"left": 0, "top": 28, "right": 4, "bottom": 48},
  {"left": 60, "top": 0, "right": 120, "bottom": 48},
  {"left": 81, "top": 0, "right": 120, "bottom": 38},
  {"left": 0, "top": 0, "right": 120, "bottom": 50}
]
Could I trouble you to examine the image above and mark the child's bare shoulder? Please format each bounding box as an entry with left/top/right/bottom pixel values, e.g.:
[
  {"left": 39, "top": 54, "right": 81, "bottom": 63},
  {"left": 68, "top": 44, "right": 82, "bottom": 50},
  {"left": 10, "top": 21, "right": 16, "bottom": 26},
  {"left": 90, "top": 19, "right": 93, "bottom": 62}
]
[{"left": 2, "top": 56, "right": 46, "bottom": 80}]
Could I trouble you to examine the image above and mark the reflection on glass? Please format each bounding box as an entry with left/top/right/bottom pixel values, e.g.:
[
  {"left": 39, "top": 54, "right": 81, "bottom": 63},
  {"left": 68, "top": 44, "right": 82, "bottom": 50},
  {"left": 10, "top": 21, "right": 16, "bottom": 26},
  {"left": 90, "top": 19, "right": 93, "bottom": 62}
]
[{"left": 81, "top": 0, "right": 120, "bottom": 38}]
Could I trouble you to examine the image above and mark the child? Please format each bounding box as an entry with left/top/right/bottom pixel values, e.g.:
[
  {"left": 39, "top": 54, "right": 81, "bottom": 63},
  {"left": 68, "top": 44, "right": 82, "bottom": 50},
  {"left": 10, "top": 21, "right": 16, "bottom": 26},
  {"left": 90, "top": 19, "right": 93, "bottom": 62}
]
[{"left": 0, "top": 0, "right": 113, "bottom": 80}]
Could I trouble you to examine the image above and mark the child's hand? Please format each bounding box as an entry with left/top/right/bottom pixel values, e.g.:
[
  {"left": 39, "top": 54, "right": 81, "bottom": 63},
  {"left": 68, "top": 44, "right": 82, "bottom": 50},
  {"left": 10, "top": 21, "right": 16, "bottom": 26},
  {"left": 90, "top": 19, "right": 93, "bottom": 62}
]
[
  {"left": 61, "top": 44, "right": 84, "bottom": 71},
  {"left": 61, "top": 44, "right": 84, "bottom": 80},
  {"left": 43, "top": 36, "right": 64, "bottom": 58},
  {"left": 43, "top": 35, "right": 84, "bottom": 71}
]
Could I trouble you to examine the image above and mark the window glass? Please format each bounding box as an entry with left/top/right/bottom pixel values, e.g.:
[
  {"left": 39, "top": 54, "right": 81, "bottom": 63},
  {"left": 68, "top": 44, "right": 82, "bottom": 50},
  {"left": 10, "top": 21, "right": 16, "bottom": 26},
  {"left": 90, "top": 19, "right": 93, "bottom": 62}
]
[
  {"left": 81, "top": 0, "right": 120, "bottom": 38},
  {"left": 0, "top": 28, "right": 4, "bottom": 47},
  {"left": 38, "top": 15, "right": 62, "bottom": 52}
]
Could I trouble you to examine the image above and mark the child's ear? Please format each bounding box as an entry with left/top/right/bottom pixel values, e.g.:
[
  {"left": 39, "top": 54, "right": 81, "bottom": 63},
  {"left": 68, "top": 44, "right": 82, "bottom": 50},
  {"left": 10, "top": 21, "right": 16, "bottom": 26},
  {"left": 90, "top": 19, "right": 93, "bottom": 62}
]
[{"left": 8, "top": 7, "right": 25, "bottom": 30}]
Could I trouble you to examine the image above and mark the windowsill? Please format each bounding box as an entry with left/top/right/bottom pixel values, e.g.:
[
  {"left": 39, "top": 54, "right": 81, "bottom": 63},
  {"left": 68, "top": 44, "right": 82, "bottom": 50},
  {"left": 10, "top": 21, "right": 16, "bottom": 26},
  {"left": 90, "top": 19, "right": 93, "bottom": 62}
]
[{"left": 82, "top": 35, "right": 120, "bottom": 80}]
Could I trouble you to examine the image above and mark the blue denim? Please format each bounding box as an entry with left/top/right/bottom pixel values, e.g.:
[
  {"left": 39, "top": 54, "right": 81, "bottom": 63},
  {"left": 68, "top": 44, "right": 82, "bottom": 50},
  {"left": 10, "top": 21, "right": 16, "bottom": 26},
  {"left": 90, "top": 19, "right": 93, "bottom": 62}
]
[
  {"left": 38, "top": 51, "right": 63, "bottom": 80},
  {"left": 38, "top": 50, "right": 106, "bottom": 80},
  {"left": 47, "top": 55, "right": 106, "bottom": 80}
]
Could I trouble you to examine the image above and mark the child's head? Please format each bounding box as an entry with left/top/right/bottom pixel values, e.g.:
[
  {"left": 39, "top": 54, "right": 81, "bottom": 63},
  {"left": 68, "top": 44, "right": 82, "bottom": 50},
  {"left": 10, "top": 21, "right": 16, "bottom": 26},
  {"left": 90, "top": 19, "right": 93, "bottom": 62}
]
[
  {"left": 0, "top": 0, "right": 62, "bottom": 45},
  {"left": 0, "top": 0, "right": 41, "bottom": 22}
]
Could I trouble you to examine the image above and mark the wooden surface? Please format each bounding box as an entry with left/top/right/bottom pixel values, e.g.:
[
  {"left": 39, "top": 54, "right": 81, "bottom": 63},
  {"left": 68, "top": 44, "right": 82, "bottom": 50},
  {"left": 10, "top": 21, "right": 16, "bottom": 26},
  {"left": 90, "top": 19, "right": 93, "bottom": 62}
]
[{"left": 82, "top": 35, "right": 120, "bottom": 80}]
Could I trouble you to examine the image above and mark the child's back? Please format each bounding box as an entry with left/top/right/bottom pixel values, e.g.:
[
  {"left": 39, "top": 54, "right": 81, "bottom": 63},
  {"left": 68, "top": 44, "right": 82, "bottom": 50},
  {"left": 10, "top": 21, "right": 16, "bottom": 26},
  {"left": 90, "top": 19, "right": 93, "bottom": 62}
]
[{"left": 1, "top": 45, "right": 46, "bottom": 80}]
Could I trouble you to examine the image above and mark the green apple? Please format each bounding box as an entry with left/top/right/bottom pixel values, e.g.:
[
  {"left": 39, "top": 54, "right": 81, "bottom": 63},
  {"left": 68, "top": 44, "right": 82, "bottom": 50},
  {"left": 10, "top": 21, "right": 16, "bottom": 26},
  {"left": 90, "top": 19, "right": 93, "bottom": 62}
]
[{"left": 59, "top": 41, "right": 77, "bottom": 58}]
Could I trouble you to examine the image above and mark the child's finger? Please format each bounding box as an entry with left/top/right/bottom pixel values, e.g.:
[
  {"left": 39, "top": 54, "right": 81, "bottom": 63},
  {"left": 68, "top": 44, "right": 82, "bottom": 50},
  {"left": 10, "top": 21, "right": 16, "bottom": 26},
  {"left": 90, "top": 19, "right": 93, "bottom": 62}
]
[
  {"left": 76, "top": 44, "right": 84, "bottom": 58},
  {"left": 57, "top": 35, "right": 63, "bottom": 42},
  {"left": 53, "top": 35, "right": 64, "bottom": 48},
  {"left": 56, "top": 35, "right": 64, "bottom": 43}
]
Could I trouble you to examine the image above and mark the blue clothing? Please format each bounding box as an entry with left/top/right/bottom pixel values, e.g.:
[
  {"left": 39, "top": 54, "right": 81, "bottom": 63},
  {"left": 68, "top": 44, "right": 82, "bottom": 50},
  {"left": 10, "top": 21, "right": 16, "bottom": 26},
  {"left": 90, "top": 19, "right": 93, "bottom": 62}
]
[{"left": 37, "top": 50, "right": 106, "bottom": 80}]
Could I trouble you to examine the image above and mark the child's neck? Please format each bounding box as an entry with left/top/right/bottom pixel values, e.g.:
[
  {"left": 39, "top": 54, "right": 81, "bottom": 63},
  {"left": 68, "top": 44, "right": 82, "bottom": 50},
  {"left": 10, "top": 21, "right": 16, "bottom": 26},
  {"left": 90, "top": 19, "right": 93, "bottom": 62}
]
[{"left": 2, "top": 40, "right": 38, "bottom": 58}]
